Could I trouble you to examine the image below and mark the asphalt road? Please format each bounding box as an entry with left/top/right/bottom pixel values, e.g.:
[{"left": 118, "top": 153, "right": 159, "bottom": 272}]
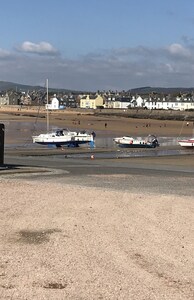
[{"left": 3, "top": 152, "right": 194, "bottom": 198}]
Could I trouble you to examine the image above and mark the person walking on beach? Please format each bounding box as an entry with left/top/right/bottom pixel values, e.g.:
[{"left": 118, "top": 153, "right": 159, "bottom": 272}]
[{"left": 105, "top": 123, "right": 107, "bottom": 128}]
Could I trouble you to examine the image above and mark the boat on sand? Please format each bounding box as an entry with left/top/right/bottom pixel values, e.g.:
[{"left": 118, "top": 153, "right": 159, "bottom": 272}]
[
  {"left": 32, "top": 79, "right": 95, "bottom": 148},
  {"left": 113, "top": 134, "right": 159, "bottom": 148},
  {"left": 178, "top": 138, "right": 194, "bottom": 148},
  {"left": 32, "top": 128, "right": 95, "bottom": 148}
]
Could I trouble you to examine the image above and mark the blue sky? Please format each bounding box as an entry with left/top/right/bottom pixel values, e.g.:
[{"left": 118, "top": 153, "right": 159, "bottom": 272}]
[{"left": 1, "top": 0, "right": 194, "bottom": 91}]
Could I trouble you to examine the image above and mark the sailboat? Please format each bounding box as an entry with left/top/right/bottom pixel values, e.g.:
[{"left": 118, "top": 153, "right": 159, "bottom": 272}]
[
  {"left": 178, "top": 137, "right": 194, "bottom": 148},
  {"left": 178, "top": 119, "right": 194, "bottom": 148},
  {"left": 32, "top": 79, "right": 95, "bottom": 148}
]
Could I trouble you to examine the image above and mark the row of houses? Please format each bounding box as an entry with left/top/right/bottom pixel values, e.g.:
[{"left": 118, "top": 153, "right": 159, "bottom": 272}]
[
  {"left": 1, "top": 90, "right": 194, "bottom": 111},
  {"left": 79, "top": 94, "right": 194, "bottom": 111}
]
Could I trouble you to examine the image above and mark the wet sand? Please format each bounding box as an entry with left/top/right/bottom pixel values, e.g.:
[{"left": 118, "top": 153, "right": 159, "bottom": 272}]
[{"left": 1, "top": 106, "right": 194, "bottom": 140}]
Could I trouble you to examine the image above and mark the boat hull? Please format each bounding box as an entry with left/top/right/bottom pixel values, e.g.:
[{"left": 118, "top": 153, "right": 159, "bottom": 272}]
[
  {"left": 32, "top": 129, "right": 94, "bottom": 148},
  {"left": 33, "top": 139, "right": 91, "bottom": 147},
  {"left": 115, "top": 143, "right": 157, "bottom": 148},
  {"left": 178, "top": 139, "right": 194, "bottom": 148},
  {"left": 113, "top": 135, "right": 159, "bottom": 149}
]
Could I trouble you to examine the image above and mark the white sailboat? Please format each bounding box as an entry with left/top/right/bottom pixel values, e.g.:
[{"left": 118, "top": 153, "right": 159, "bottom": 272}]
[
  {"left": 178, "top": 119, "right": 194, "bottom": 148},
  {"left": 32, "top": 79, "right": 95, "bottom": 148},
  {"left": 178, "top": 138, "right": 194, "bottom": 148}
]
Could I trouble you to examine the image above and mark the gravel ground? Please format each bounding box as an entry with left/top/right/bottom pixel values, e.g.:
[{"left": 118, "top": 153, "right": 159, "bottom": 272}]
[{"left": 0, "top": 174, "right": 194, "bottom": 300}]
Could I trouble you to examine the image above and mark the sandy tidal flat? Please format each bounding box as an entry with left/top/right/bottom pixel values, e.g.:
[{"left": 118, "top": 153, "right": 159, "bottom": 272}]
[{"left": 0, "top": 176, "right": 194, "bottom": 300}]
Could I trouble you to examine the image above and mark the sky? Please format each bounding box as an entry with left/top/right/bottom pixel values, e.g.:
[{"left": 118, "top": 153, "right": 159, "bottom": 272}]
[{"left": 1, "top": 0, "right": 194, "bottom": 91}]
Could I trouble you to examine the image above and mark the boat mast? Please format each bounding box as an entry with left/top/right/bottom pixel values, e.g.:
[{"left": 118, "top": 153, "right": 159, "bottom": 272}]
[{"left": 46, "top": 79, "right": 49, "bottom": 132}]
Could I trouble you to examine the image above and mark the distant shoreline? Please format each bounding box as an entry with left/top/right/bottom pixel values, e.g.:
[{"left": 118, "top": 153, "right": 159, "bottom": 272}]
[
  {"left": 1, "top": 105, "right": 194, "bottom": 121},
  {"left": 1, "top": 106, "right": 194, "bottom": 139}
]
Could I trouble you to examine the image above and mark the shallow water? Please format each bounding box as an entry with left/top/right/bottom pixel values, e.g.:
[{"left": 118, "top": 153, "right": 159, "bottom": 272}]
[
  {"left": 53, "top": 148, "right": 193, "bottom": 159},
  {"left": 2, "top": 120, "right": 194, "bottom": 158}
]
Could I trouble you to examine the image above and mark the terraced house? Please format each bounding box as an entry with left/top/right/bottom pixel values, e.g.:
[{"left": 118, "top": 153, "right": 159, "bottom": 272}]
[
  {"left": 104, "top": 93, "right": 194, "bottom": 111},
  {"left": 144, "top": 94, "right": 194, "bottom": 110},
  {"left": 80, "top": 94, "right": 104, "bottom": 109},
  {"left": 0, "top": 93, "right": 9, "bottom": 105}
]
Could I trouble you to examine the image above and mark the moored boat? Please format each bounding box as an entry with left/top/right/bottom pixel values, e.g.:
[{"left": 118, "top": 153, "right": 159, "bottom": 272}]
[
  {"left": 32, "top": 128, "right": 95, "bottom": 148},
  {"left": 178, "top": 138, "right": 194, "bottom": 148},
  {"left": 113, "top": 134, "right": 159, "bottom": 148},
  {"left": 32, "top": 79, "right": 96, "bottom": 148}
]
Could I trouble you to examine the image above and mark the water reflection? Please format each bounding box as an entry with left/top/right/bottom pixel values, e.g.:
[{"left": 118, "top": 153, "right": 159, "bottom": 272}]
[{"left": 59, "top": 148, "right": 193, "bottom": 159}]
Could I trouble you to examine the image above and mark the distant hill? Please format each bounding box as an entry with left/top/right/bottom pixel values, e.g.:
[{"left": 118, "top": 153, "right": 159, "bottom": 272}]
[
  {"left": 0, "top": 81, "right": 194, "bottom": 94},
  {"left": 129, "top": 86, "right": 194, "bottom": 95},
  {"left": 0, "top": 81, "right": 76, "bottom": 93},
  {"left": 0, "top": 81, "right": 44, "bottom": 92}
]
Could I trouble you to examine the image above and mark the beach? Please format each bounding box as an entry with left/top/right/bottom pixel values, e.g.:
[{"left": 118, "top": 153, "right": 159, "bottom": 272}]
[
  {"left": 0, "top": 107, "right": 194, "bottom": 299},
  {"left": 1, "top": 106, "right": 194, "bottom": 140},
  {"left": 0, "top": 174, "right": 194, "bottom": 300}
]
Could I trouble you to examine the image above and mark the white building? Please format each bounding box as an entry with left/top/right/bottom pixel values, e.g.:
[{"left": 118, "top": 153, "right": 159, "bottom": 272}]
[
  {"left": 46, "top": 95, "right": 59, "bottom": 110},
  {"left": 144, "top": 97, "right": 194, "bottom": 111},
  {"left": 113, "top": 98, "right": 132, "bottom": 109},
  {"left": 0, "top": 93, "right": 9, "bottom": 105}
]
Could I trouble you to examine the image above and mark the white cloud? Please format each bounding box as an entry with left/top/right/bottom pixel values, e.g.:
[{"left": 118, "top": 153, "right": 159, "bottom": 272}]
[
  {"left": 17, "top": 41, "right": 59, "bottom": 56},
  {"left": 1, "top": 42, "right": 194, "bottom": 90},
  {"left": 165, "top": 63, "right": 174, "bottom": 73},
  {"left": 167, "top": 43, "right": 191, "bottom": 57}
]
